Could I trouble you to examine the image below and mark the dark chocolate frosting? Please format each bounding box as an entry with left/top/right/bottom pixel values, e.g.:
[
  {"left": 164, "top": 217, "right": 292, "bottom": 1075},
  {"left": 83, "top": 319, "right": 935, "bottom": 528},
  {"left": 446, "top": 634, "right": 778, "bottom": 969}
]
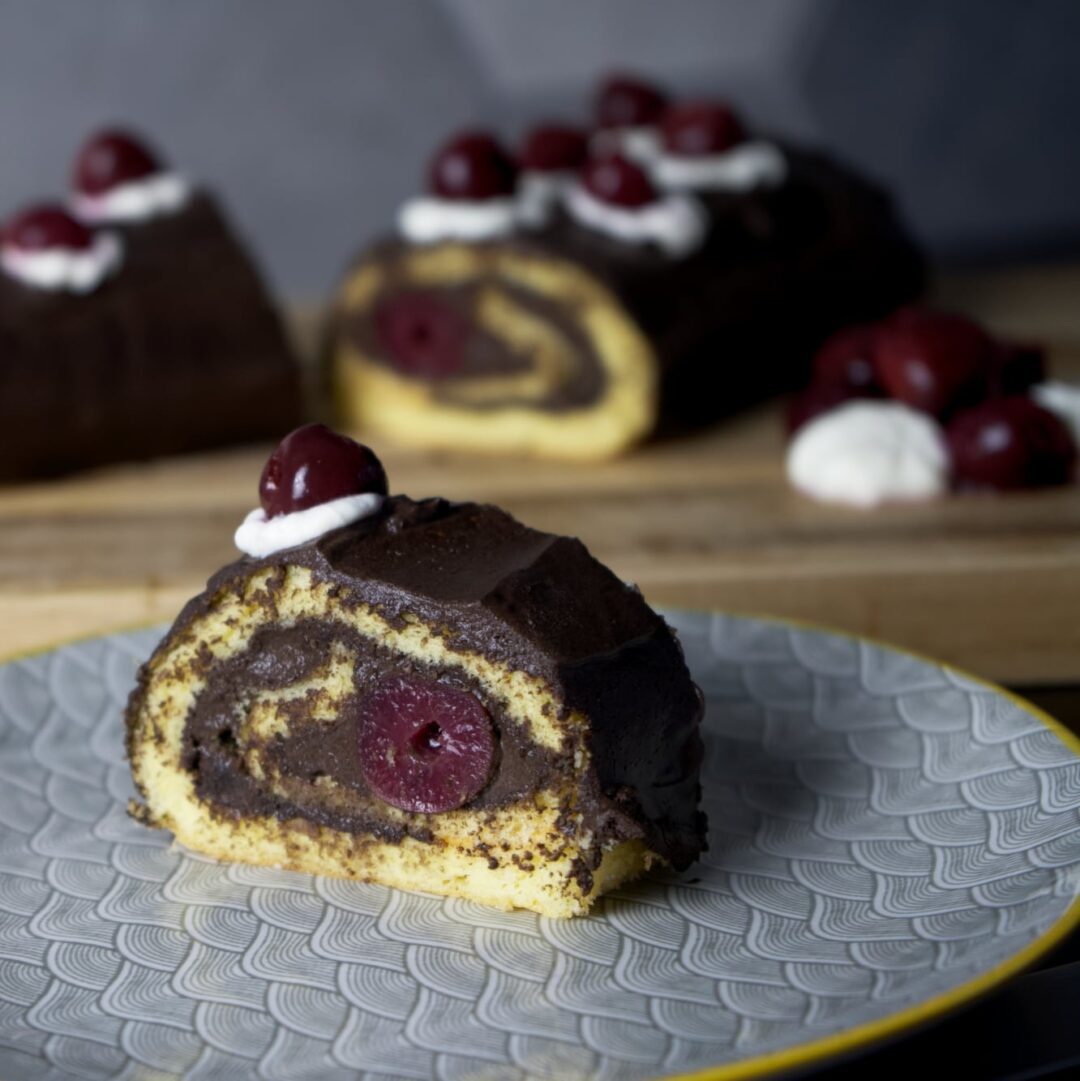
[
  {"left": 0, "top": 192, "right": 300, "bottom": 481},
  {"left": 130, "top": 495, "right": 706, "bottom": 872}
]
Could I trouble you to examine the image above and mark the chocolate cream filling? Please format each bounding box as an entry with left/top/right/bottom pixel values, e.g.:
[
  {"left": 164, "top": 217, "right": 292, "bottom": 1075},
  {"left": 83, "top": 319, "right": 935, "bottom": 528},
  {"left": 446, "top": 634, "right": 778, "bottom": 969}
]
[
  {"left": 182, "top": 619, "right": 569, "bottom": 845},
  {"left": 347, "top": 268, "right": 607, "bottom": 412}
]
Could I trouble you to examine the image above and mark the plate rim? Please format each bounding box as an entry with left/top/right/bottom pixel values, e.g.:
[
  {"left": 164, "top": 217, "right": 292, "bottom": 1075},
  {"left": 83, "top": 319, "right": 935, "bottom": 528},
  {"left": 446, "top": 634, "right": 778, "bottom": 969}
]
[{"left": 2, "top": 611, "right": 1079, "bottom": 1081}]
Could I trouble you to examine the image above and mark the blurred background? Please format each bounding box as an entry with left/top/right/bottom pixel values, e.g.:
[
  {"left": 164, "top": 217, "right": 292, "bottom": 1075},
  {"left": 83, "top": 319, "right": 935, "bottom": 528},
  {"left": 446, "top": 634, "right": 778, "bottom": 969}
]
[{"left": 0, "top": 0, "right": 1077, "bottom": 298}]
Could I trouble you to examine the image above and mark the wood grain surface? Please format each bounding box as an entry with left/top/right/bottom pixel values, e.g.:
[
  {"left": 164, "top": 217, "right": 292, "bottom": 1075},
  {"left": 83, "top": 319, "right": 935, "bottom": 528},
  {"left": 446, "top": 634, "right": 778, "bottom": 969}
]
[{"left": 2, "top": 266, "right": 1078, "bottom": 685}]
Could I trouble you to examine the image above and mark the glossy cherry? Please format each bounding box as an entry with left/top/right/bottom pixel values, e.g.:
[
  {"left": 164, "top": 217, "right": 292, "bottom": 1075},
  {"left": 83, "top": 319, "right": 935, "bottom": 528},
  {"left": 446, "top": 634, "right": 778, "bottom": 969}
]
[
  {"left": 811, "top": 324, "right": 881, "bottom": 393},
  {"left": 595, "top": 73, "right": 668, "bottom": 129},
  {"left": 874, "top": 308, "right": 993, "bottom": 418},
  {"left": 357, "top": 675, "right": 496, "bottom": 813},
  {"left": 947, "top": 396, "right": 1077, "bottom": 491},
  {"left": 73, "top": 129, "right": 160, "bottom": 195},
  {"left": 661, "top": 101, "right": 746, "bottom": 157},
  {"left": 428, "top": 131, "right": 517, "bottom": 200},
  {"left": 581, "top": 153, "right": 658, "bottom": 208},
  {"left": 3, "top": 204, "right": 93, "bottom": 251},
  {"left": 375, "top": 292, "right": 469, "bottom": 378},
  {"left": 519, "top": 124, "right": 589, "bottom": 173},
  {"left": 259, "top": 424, "right": 388, "bottom": 518}
]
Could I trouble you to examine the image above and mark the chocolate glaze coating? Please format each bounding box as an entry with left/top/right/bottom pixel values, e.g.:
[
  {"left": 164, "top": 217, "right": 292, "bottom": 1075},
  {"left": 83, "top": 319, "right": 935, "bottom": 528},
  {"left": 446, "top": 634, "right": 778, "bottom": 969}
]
[
  {"left": 0, "top": 193, "right": 300, "bottom": 481},
  {"left": 127, "top": 495, "right": 707, "bottom": 872}
]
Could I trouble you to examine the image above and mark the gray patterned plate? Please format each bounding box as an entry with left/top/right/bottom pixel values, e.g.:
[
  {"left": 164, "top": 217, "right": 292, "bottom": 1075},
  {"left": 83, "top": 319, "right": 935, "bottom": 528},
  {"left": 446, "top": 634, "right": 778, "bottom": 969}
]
[{"left": 0, "top": 613, "right": 1078, "bottom": 1081}]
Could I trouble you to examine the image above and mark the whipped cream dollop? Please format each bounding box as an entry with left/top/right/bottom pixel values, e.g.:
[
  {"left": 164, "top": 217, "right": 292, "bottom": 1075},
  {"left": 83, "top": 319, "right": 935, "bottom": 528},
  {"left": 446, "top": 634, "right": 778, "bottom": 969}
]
[
  {"left": 1031, "top": 381, "right": 1080, "bottom": 445},
  {"left": 564, "top": 184, "right": 707, "bottom": 257},
  {"left": 787, "top": 401, "right": 948, "bottom": 508},
  {"left": 1, "top": 231, "right": 122, "bottom": 294},
  {"left": 398, "top": 196, "right": 519, "bottom": 244},
  {"left": 653, "top": 141, "right": 787, "bottom": 193},
  {"left": 72, "top": 172, "right": 191, "bottom": 224},
  {"left": 234, "top": 493, "right": 384, "bottom": 558}
]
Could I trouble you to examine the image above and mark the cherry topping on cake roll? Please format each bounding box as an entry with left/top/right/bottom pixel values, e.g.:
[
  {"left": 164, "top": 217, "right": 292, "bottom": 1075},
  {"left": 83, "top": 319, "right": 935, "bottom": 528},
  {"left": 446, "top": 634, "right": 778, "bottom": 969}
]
[
  {"left": 592, "top": 72, "right": 669, "bottom": 162},
  {"left": 652, "top": 100, "right": 787, "bottom": 194},
  {"left": 516, "top": 123, "right": 589, "bottom": 226},
  {"left": 0, "top": 203, "right": 121, "bottom": 293},
  {"left": 565, "top": 152, "right": 707, "bottom": 256},
  {"left": 873, "top": 308, "right": 994, "bottom": 418},
  {"left": 235, "top": 424, "right": 388, "bottom": 557},
  {"left": 947, "top": 397, "right": 1077, "bottom": 491},
  {"left": 71, "top": 128, "right": 190, "bottom": 224},
  {"left": 398, "top": 130, "right": 521, "bottom": 244}
]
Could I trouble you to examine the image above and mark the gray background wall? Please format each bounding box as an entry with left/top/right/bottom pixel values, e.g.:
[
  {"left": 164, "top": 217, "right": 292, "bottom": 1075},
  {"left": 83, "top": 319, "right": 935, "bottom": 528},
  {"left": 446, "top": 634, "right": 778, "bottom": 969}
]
[{"left": 0, "top": 0, "right": 1075, "bottom": 298}]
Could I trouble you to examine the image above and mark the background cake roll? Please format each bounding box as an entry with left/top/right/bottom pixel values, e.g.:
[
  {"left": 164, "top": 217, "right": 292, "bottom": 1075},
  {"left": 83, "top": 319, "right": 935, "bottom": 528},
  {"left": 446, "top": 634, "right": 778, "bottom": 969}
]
[
  {"left": 0, "top": 128, "right": 300, "bottom": 481},
  {"left": 125, "top": 426, "right": 706, "bottom": 917},
  {"left": 328, "top": 78, "right": 923, "bottom": 460}
]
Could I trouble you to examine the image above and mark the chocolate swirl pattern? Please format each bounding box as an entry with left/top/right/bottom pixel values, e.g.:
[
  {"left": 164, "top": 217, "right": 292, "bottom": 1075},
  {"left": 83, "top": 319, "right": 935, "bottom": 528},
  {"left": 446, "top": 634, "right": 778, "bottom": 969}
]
[{"left": 0, "top": 614, "right": 1078, "bottom": 1080}]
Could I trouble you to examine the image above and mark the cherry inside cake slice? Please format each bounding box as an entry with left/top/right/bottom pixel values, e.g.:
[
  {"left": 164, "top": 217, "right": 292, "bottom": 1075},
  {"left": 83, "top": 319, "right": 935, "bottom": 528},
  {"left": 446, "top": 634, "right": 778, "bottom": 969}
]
[{"left": 125, "top": 426, "right": 706, "bottom": 917}]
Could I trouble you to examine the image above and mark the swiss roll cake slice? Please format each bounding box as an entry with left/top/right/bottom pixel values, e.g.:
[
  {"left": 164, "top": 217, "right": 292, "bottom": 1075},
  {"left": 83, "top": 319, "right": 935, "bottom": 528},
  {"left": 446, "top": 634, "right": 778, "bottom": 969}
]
[
  {"left": 328, "top": 99, "right": 922, "bottom": 461},
  {"left": 125, "top": 425, "right": 706, "bottom": 917}
]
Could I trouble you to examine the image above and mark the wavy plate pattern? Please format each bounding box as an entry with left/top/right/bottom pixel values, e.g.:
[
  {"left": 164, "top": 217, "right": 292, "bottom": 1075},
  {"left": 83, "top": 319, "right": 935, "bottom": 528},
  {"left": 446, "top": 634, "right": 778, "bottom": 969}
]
[{"left": 0, "top": 613, "right": 1077, "bottom": 1081}]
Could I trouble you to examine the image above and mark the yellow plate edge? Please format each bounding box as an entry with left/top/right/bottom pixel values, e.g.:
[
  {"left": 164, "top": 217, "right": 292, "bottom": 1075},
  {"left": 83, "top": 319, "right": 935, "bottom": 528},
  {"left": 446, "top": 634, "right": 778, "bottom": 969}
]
[{"left": 3, "top": 611, "right": 1079, "bottom": 1081}]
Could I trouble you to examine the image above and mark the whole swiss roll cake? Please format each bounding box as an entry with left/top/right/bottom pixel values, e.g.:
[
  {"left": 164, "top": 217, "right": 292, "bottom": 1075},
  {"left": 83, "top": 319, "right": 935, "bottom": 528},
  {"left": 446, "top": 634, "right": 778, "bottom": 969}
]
[
  {"left": 125, "top": 425, "right": 706, "bottom": 917},
  {"left": 0, "top": 128, "right": 300, "bottom": 481},
  {"left": 328, "top": 74, "right": 923, "bottom": 460}
]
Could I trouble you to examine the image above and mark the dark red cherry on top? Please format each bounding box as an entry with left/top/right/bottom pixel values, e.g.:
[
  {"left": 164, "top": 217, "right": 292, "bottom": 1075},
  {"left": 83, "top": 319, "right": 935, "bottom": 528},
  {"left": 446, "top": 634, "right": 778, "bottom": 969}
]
[
  {"left": 3, "top": 204, "right": 93, "bottom": 252},
  {"left": 947, "top": 396, "right": 1076, "bottom": 491},
  {"left": 519, "top": 124, "right": 589, "bottom": 173},
  {"left": 595, "top": 73, "right": 669, "bottom": 129},
  {"left": 874, "top": 308, "right": 994, "bottom": 418},
  {"left": 357, "top": 675, "right": 495, "bottom": 813},
  {"left": 428, "top": 131, "right": 517, "bottom": 201},
  {"left": 582, "top": 153, "right": 658, "bottom": 208},
  {"left": 259, "top": 424, "right": 388, "bottom": 518},
  {"left": 811, "top": 324, "right": 881, "bottom": 393},
  {"left": 73, "top": 129, "right": 160, "bottom": 196},
  {"left": 661, "top": 101, "right": 747, "bottom": 157}
]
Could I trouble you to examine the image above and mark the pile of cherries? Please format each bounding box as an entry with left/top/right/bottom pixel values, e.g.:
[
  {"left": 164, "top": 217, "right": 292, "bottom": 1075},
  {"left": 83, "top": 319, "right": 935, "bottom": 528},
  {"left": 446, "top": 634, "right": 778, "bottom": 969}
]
[
  {"left": 2, "top": 130, "right": 166, "bottom": 265},
  {"left": 787, "top": 308, "right": 1077, "bottom": 492},
  {"left": 423, "top": 72, "right": 751, "bottom": 214}
]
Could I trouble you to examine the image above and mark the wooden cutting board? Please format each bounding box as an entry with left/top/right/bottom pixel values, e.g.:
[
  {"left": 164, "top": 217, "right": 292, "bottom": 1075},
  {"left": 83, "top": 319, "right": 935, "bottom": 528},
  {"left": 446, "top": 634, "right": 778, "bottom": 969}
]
[{"left": 1, "top": 266, "right": 1078, "bottom": 685}]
